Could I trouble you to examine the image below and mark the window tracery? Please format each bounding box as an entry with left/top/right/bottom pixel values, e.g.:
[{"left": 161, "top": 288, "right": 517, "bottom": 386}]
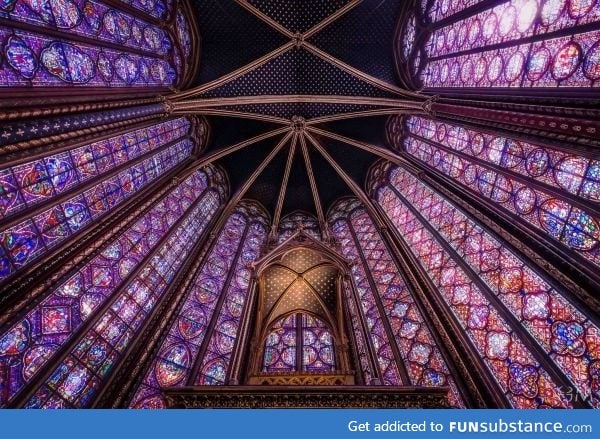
[
  {"left": 0, "top": 117, "right": 200, "bottom": 282},
  {"left": 0, "top": 167, "right": 223, "bottom": 407},
  {"left": 0, "top": 0, "right": 192, "bottom": 88},
  {"left": 328, "top": 200, "right": 464, "bottom": 407},
  {"left": 374, "top": 165, "right": 600, "bottom": 408},
  {"left": 406, "top": 0, "right": 600, "bottom": 88}
]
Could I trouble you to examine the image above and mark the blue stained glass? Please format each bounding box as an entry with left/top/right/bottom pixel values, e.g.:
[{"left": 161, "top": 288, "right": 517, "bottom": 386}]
[
  {"left": 2, "top": 168, "right": 220, "bottom": 408},
  {"left": 0, "top": 118, "right": 196, "bottom": 283}
]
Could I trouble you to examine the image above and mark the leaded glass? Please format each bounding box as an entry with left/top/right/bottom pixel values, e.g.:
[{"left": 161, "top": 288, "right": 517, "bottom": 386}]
[
  {"left": 376, "top": 166, "right": 600, "bottom": 407},
  {"left": 2, "top": 1, "right": 172, "bottom": 56},
  {"left": 397, "top": 116, "right": 600, "bottom": 266},
  {"left": 0, "top": 169, "right": 219, "bottom": 407},
  {"left": 130, "top": 209, "right": 253, "bottom": 408},
  {"left": 414, "top": 0, "right": 600, "bottom": 88},
  {"left": 263, "top": 314, "right": 297, "bottom": 372},
  {"left": 302, "top": 314, "right": 335, "bottom": 372},
  {"left": 0, "top": 0, "right": 192, "bottom": 87},
  {"left": 0, "top": 118, "right": 195, "bottom": 282},
  {"left": 278, "top": 212, "right": 321, "bottom": 243},
  {"left": 329, "top": 203, "right": 463, "bottom": 407},
  {"left": 195, "top": 216, "right": 268, "bottom": 385},
  {"left": 22, "top": 179, "right": 220, "bottom": 408}
]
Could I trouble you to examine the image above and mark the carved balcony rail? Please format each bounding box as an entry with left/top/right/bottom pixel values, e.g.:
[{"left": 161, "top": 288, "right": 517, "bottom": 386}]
[{"left": 163, "top": 386, "right": 450, "bottom": 408}]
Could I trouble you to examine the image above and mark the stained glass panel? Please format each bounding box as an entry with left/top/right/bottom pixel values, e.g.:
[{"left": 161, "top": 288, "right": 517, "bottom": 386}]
[
  {"left": 130, "top": 211, "right": 251, "bottom": 408},
  {"left": 415, "top": 0, "right": 600, "bottom": 88},
  {"left": 263, "top": 314, "right": 297, "bottom": 373},
  {"left": 398, "top": 116, "right": 600, "bottom": 266},
  {"left": 0, "top": 118, "right": 194, "bottom": 282},
  {"left": 195, "top": 218, "right": 268, "bottom": 385},
  {"left": 278, "top": 212, "right": 321, "bottom": 243},
  {"left": 0, "top": 169, "right": 217, "bottom": 407},
  {"left": 302, "top": 314, "right": 335, "bottom": 372},
  {"left": 376, "top": 166, "right": 600, "bottom": 407},
  {"left": 2, "top": 0, "right": 173, "bottom": 56},
  {"left": 329, "top": 203, "right": 463, "bottom": 406},
  {"left": 0, "top": 26, "right": 176, "bottom": 87}
]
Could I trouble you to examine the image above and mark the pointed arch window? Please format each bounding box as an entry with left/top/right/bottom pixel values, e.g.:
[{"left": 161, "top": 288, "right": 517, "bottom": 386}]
[
  {"left": 262, "top": 312, "right": 335, "bottom": 373},
  {"left": 0, "top": 0, "right": 195, "bottom": 88},
  {"left": 278, "top": 212, "right": 322, "bottom": 244},
  {"left": 374, "top": 165, "right": 600, "bottom": 408},
  {"left": 328, "top": 199, "right": 464, "bottom": 407},
  {"left": 0, "top": 166, "right": 224, "bottom": 408},
  {"left": 390, "top": 115, "right": 600, "bottom": 268},
  {"left": 406, "top": 0, "right": 600, "bottom": 88},
  {"left": 130, "top": 201, "right": 269, "bottom": 408},
  {"left": 0, "top": 117, "right": 201, "bottom": 283}
]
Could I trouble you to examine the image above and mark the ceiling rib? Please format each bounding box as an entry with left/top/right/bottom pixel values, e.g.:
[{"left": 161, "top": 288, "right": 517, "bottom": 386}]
[
  {"left": 174, "top": 109, "right": 290, "bottom": 124},
  {"left": 305, "top": 108, "right": 418, "bottom": 125},
  {"left": 302, "top": 0, "right": 363, "bottom": 39},
  {"left": 234, "top": 0, "right": 296, "bottom": 38},
  {"left": 299, "top": 133, "right": 327, "bottom": 237},
  {"left": 303, "top": 42, "right": 422, "bottom": 98},
  {"left": 173, "top": 95, "right": 424, "bottom": 108},
  {"left": 272, "top": 133, "right": 298, "bottom": 237},
  {"left": 174, "top": 41, "right": 295, "bottom": 99},
  {"left": 194, "top": 127, "right": 290, "bottom": 166},
  {"left": 306, "top": 126, "right": 404, "bottom": 164},
  {"left": 227, "top": 130, "right": 294, "bottom": 209},
  {"left": 303, "top": 130, "right": 381, "bottom": 222}
]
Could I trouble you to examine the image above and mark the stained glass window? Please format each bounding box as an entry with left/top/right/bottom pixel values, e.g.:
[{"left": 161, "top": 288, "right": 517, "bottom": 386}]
[
  {"left": 0, "top": 167, "right": 222, "bottom": 407},
  {"left": 278, "top": 212, "right": 321, "bottom": 244},
  {"left": 263, "top": 314, "right": 297, "bottom": 373},
  {"left": 194, "top": 205, "right": 269, "bottom": 385},
  {"left": 394, "top": 115, "right": 600, "bottom": 267},
  {"left": 374, "top": 165, "right": 600, "bottom": 408},
  {"left": 0, "top": 118, "right": 197, "bottom": 282},
  {"left": 328, "top": 200, "right": 464, "bottom": 407},
  {"left": 261, "top": 313, "right": 335, "bottom": 373},
  {"left": 409, "top": 0, "right": 600, "bottom": 88},
  {"left": 129, "top": 202, "right": 269, "bottom": 407},
  {"left": 0, "top": 0, "right": 191, "bottom": 88}
]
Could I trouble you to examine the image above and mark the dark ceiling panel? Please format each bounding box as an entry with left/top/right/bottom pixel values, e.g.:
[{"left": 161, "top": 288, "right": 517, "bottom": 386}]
[
  {"left": 281, "top": 149, "right": 317, "bottom": 217},
  {"left": 206, "top": 117, "right": 282, "bottom": 152},
  {"left": 319, "top": 134, "right": 381, "bottom": 192},
  {"left": 188, "top": 1, "right": 405, "bottom": 220},
  {"left": 303, "top": 145, "right": 353, "bottom": 217},
  {"left": 202, "top": 48, "right": 396, "bottom": 99},
  {"left": 215, "top": 134, "right": 286, "bottom": 196},
  {"left": 320, "top": 115, "right": 390, "bottom": 147},
  {"left": 247, "top": 0, "right": 352, "bottom": 33},
  {"left": 190, "top": 0, "right": 289, "bottom": 85},
  {"left": 309, "top": 0, "right": 402, "bottom": 85},
  {"left": 245, "top": 143, "right": 289, "bottom": 215},
  {"left": 218, "top": 103, "right": 382, "bottom": 120}
]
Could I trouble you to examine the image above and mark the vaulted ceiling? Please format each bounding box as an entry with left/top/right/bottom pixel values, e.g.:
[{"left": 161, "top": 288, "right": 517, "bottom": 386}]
[{"left": 180, "top": 0, "right": 426, "bottom": 227}]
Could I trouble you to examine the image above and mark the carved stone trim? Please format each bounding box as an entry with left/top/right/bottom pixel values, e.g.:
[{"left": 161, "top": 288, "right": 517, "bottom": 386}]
[{"left": 164, "top": 386, "right": 449, "bottom": 408}]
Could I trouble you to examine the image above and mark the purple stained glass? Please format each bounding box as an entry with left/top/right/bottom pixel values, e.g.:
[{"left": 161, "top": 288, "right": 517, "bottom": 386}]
[
  {"left": 328, "top": 202, "right": 463, "bottom": 407},
  {"left": 0, "top": 118, "right": 195, "bottom": 283},
  {"left": 0, "top": 26, "right": 176, "bottom": 87},
  {"left": 263, "top": 314, "right": 297, "bottom": 373},
  {"left": 118, "top": 0, "right": 172, "bottom": 21},
  {"left": 3, "top": 0, "right": 172, "bottom": 56},
  {"left": 375, "top": 166, "right": 599, "bottom": 408},
  {"left": 130, "top": 204, "right": 267, "bottom": 408},
  {"left": 278, "top": 212, "right": 321, "bottom": 243},
  {"left": 398, "top": 116, "right": 600, "bottom": 266},
  {"left": 0, "top": 169, "right": 216, "bottom": 407},
  {"left": 416, "top": 0, "right": 600, "bottom": 88},
  {"left": 302, "top": 314, "right": 335, "bottom": 373},
  {"left": 176, "top": 10, "right": 192, "bottom": 58}
]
